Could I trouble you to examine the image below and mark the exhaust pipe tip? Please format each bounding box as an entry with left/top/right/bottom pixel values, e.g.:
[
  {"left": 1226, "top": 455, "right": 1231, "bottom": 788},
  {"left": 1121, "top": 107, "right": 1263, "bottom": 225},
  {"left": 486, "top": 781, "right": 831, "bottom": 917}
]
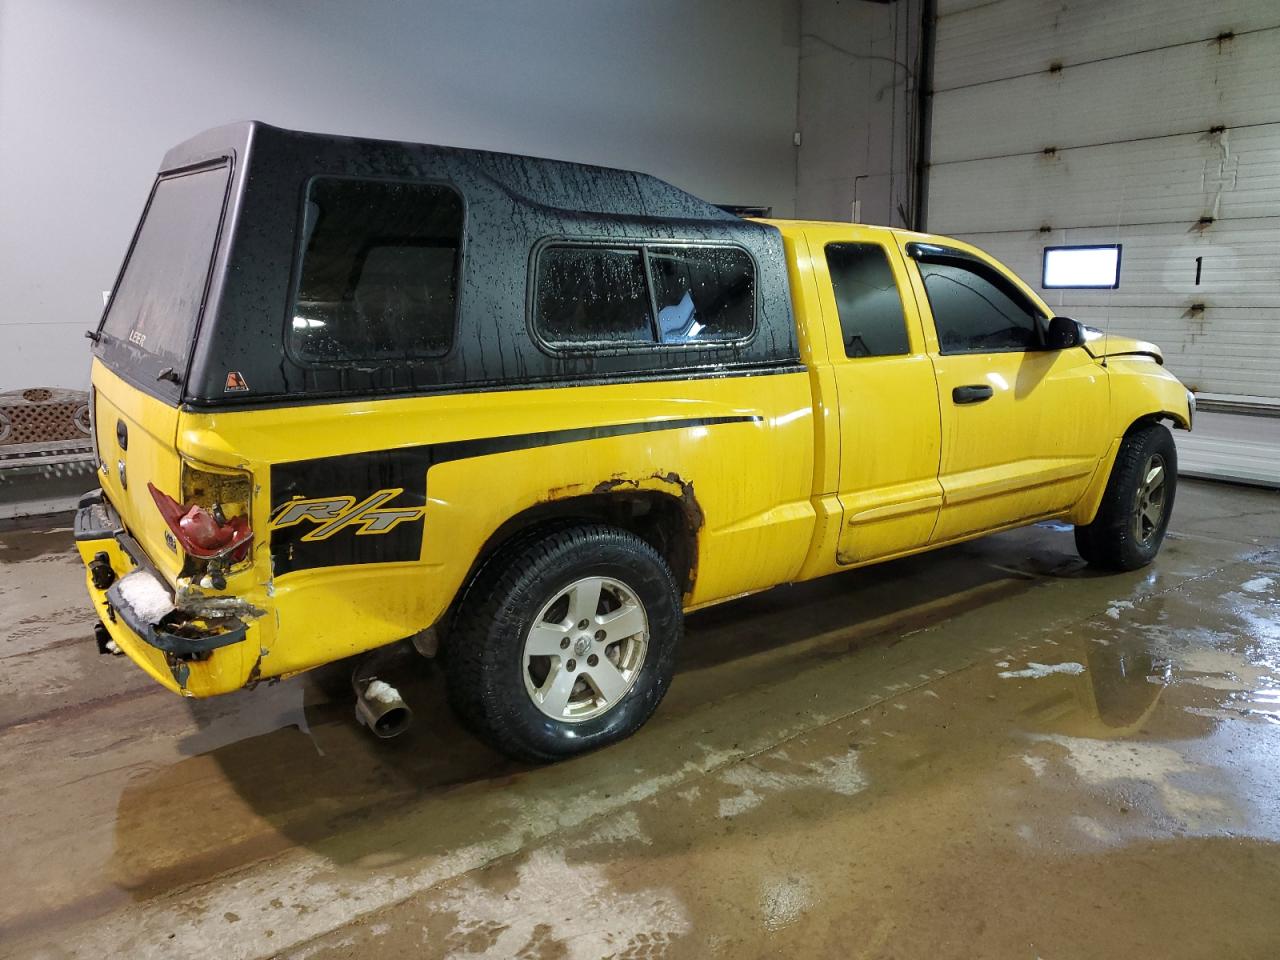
[{"left": 354, "top": 678, "right": 413, "bottom": 739}]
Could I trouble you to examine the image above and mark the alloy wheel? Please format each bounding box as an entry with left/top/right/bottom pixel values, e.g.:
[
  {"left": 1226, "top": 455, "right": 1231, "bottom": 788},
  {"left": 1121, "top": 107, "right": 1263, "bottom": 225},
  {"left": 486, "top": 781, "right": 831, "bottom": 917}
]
[
  {"left": 1131, "top": 453, "right": 1167, "bottom": 546},
  {"left": 522, "top": 576, "right": 649, "bottom": 723}
]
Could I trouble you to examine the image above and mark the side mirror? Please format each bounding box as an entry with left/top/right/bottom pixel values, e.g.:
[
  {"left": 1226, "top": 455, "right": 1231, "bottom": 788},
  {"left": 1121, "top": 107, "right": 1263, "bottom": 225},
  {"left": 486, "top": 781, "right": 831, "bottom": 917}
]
[{"left": 1045, "top": 315, "right": 1085, "bottom": 350}]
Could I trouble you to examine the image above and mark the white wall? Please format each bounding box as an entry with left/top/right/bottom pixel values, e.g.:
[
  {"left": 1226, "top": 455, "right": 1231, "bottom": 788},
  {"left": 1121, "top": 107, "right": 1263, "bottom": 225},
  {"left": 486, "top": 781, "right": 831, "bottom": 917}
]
[
  {"left": 795, "top": 0, "right": 922, "bottom": 225},
  {"left": 0, "top": 0, "right": 801, "bottom": 391}
]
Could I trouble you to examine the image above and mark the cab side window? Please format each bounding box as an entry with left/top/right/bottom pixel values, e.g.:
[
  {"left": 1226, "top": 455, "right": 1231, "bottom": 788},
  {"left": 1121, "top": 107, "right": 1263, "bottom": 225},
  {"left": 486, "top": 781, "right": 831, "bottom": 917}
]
[
  {"left": 916, "top": 259, "right": 1042, "bottom": 354},
  {"left": 825, "top": 243, "right": 909, "bottom": 358}
]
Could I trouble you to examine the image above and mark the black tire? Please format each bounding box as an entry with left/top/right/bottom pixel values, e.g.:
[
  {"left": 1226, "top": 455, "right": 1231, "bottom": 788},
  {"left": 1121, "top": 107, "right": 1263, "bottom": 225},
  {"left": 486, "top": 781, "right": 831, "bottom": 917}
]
[
  {"left": 445, "top": 524, "right": 682, "bottom": 762},
  {"left": 1074, "top": 422, "right": 1177, "bottom": 571}
]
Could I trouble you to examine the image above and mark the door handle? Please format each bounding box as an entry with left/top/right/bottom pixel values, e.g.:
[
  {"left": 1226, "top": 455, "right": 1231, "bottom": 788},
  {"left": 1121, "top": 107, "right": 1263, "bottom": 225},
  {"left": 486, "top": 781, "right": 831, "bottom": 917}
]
[{"left": 952, "top": 384, "right": 994, "bottom": 404}]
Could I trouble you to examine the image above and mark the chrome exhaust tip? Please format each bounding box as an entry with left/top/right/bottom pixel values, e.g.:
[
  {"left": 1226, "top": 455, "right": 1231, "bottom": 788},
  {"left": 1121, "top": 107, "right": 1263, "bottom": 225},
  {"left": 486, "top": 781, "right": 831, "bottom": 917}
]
[{"left": 353, "top": 677, "right": 413, "bottom": 739}]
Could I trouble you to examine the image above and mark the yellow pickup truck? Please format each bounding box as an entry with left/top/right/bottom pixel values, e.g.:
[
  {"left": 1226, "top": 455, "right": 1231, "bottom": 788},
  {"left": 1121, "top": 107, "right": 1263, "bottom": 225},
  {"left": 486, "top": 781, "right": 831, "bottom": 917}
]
[{"left": 76, "top": 123, "right": 1193, "bottom": 761}]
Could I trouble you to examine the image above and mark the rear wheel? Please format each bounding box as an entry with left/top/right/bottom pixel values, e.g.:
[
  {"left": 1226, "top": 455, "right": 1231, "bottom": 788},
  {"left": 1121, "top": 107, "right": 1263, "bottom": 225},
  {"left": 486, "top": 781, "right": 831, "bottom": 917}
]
[
  {"left": 1074, "top": 422, "right": 1177, "bottom": 571},
  {"left": 446, "top": 524, "right": 681, "bottom": 762}
]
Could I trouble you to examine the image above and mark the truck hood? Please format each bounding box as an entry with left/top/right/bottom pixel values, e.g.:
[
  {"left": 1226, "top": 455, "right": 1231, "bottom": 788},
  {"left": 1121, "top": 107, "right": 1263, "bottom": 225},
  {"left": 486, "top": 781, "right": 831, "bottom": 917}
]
[{"left": 1082, "top": 329, "right": 1164, "bottom": 364}]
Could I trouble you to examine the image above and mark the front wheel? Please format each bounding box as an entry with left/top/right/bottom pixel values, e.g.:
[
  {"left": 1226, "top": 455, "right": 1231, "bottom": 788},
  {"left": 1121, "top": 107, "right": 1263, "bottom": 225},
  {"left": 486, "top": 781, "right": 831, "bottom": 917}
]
[
  {"left": 1075, "top": 422, "right": 1177, "bottom": 571},
  {"left": 446, "top": 524, "right": 681, "bottom": 762}
]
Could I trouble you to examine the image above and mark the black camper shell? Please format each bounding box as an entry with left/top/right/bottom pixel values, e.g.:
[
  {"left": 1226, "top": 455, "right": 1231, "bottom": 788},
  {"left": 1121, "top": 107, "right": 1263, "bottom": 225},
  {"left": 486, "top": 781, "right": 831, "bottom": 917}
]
[{"left": 93, "top": 122, "right": 800, "bottom": 408}]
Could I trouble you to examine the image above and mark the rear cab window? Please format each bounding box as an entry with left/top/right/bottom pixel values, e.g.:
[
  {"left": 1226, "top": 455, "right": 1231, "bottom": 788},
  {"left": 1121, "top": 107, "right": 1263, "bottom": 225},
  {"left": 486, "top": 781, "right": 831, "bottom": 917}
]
[
  {"left": 533, "top": 242, "right": 755, "bottom": 351},
  {"left": 290, "top": 178, "right": 463, "bottom": 363},
  {"left": 97, "top": 161, "right": 231, "bottom": 393},
  {"left": 824, "top": 243, "right": 910, "bottom": 358}
]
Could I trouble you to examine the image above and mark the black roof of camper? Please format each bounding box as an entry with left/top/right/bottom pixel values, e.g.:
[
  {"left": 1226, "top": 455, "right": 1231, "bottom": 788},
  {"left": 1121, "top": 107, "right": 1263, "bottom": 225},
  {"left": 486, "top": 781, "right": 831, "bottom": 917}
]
[
  {"left": 97, "top": 122, "right": 799, "bottom": 407},
  {"left": 161, "top": 121, "right": 742, "bottom": 226}
]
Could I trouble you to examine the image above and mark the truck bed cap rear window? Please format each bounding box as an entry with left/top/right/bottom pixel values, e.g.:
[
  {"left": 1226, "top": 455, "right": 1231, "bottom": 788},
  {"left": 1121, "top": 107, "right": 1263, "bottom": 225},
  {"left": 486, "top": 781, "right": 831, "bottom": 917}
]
[{"left": 99, "top": 162, "right": 230, "bottom": 388}]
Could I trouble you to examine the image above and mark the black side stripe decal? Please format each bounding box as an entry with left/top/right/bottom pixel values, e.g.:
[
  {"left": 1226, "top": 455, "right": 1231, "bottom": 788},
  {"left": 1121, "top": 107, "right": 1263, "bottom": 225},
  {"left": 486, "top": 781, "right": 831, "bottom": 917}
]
[
  {"left": 269, "top": 414, "right": 762, "bottom": 574},
  {"left": 427, "top": 414, "right": 763, "bottom": 466}
]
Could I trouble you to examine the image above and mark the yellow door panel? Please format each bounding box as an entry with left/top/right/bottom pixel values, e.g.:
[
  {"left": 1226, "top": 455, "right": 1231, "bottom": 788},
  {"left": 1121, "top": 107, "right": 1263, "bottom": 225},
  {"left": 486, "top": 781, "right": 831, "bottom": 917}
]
[
  {"left": 894, "top": 238, "right": 1110, "bottom": 542},
  {"left": 930, "top": 347, "right": 1108, "bottom": 542},
  {"left": 833, "top": 354, "right": 943, "bottom": 562},
  {"left": 798, "top": 225, "right": 943, "bottom": 567}
]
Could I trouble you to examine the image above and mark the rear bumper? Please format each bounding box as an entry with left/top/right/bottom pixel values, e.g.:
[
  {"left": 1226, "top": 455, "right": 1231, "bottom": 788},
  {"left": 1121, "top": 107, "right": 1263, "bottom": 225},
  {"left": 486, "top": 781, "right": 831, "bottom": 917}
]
[{"left": 75, "top": 488, "right": 260, "bottom": 696}]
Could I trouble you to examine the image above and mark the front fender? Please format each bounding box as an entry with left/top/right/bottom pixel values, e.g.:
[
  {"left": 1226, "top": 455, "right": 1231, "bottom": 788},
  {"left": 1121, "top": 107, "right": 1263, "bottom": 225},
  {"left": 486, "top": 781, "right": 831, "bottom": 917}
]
[
  {"left": 1069, "top": 358, "right": 1192, "bottom": 526},
  {"left": 1106, "top": 356, "right": 1193, "bottom": 433}
]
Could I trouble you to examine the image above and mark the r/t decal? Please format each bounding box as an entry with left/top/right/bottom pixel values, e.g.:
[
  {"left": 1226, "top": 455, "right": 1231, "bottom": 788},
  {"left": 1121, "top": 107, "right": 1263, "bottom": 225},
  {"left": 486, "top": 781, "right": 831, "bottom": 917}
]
[{"left": 271, "top": 489, "right": 426, "bottom": 541}]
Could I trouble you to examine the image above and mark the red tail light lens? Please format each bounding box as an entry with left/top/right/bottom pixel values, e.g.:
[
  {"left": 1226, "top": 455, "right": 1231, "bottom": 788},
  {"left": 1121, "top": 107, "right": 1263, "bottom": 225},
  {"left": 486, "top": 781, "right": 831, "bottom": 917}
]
[{"left": 147, "top": 482, "right": 253, "bottom": 560}]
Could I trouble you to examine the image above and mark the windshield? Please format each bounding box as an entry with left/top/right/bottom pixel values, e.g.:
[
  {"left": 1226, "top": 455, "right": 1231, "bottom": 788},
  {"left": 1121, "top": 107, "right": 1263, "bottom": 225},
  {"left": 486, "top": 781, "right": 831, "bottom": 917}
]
[{"left": 100, "top": 162, "right": 230, "bottom": 382}]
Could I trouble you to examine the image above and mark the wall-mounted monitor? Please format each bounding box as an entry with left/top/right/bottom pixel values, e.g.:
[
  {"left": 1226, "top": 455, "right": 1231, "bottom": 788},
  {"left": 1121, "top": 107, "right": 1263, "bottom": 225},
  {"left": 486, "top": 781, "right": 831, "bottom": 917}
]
[{"left": 1042, "top": 244, "right": 1122, "bottom": 289}]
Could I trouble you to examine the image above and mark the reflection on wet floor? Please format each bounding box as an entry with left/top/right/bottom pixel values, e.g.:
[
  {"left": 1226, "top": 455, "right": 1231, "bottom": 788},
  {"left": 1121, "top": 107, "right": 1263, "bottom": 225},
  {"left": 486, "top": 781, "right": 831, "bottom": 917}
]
[{"left": 1, "top": 480, "right": 1278, "bottom": 958}]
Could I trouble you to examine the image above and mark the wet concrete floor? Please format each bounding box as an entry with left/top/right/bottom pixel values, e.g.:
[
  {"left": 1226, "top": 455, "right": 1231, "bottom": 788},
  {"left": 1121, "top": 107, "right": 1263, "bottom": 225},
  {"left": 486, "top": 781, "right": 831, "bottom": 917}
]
[{"left": 1, "top": 478, "right": 1278, "bottom": 959}]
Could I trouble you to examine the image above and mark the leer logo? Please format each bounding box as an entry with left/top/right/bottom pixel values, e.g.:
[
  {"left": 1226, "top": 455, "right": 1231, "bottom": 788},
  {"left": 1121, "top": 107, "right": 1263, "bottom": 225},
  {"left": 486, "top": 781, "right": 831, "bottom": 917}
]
[{"left": 271, "top": 488, "right": 427, "bottom": 541}]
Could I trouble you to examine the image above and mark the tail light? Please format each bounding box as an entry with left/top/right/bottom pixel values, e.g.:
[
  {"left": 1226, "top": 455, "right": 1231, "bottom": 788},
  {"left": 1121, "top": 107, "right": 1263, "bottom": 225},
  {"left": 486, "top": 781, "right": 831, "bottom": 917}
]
[
  {"left": 147, "top": 461, "right": 254, "bottom": 565},
  {"left": 149, "top": 483, "right": 252, "bottom": 559}
]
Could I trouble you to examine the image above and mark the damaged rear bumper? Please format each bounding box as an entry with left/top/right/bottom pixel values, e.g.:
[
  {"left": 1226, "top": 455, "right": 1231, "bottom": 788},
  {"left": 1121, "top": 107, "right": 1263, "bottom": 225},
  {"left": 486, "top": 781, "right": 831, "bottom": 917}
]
[
  {"left": 74, "top": 489, "right": 262, "bottom": 696},
  {"left": 105, "top": 572, "right": 249, "bottom": 656}
]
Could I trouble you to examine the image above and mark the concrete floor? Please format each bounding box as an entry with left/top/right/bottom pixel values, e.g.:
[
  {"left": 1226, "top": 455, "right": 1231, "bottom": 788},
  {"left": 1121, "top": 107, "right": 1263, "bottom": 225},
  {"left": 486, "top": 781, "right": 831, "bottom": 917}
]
[{"left": 2, "top": 479, "right": 1278, "bottom": 960}]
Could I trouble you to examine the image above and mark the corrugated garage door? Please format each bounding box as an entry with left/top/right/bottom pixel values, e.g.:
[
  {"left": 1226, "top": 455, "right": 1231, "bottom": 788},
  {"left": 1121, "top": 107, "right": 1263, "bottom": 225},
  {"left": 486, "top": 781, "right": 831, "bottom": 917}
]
[{"left": 925, "top": 0, "right": 1280, "bottom": 400}]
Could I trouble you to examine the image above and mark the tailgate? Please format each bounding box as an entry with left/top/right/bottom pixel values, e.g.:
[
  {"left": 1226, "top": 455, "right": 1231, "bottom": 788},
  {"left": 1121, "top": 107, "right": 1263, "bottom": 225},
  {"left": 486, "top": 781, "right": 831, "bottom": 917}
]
[{"left": 92, "top": 361, "right": 185, "bottom": 582}]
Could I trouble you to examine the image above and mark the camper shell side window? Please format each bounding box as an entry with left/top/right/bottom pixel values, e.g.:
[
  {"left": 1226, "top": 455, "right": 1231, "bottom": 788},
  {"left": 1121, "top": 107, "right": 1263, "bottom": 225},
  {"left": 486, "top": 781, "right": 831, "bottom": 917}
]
[
  {"left": 530, "top": 240, "right": 757, "bottom": 355},
  {"left": 288, "top": 177, "right": 465, "bottom": 366}
]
